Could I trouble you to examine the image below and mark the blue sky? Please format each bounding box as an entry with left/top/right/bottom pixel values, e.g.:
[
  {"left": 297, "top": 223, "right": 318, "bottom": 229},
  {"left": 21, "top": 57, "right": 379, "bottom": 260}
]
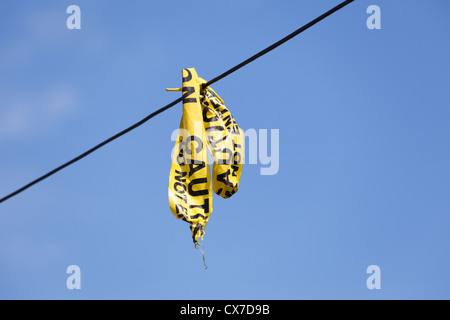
[{"left": 0, "top": 0, "right": 449, "bottom": 299}]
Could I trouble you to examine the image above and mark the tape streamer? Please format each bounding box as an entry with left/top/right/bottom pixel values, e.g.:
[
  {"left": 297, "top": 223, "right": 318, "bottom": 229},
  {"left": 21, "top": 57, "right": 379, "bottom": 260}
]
[{"left": 168, "top": 68, "right": 244, "bottom": 246}]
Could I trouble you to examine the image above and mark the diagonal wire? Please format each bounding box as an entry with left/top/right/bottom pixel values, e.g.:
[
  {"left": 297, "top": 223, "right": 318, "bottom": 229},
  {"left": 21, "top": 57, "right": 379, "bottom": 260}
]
[{"left": 0, "top": 0, "right": 354, "bottom": 204}]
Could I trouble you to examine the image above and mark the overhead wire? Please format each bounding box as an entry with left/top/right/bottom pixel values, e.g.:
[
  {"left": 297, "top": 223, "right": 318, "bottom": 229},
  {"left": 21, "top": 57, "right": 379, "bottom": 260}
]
[{"left": 0, "top": 0, "right": 354, "bottom": 204}]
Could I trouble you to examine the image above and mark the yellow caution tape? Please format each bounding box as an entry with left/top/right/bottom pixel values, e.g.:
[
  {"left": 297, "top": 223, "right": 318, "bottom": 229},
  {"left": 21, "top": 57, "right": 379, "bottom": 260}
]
[
  {"left": 202, "top": 86, "right": 244, "bottom": 199},
  {"left": 168, "top": 68, "right": 243, "bottom": 245}
]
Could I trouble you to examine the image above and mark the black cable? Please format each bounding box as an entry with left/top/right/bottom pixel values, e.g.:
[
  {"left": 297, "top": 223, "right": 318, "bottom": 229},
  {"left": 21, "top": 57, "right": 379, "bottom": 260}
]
[
  {"left": 203, "top": 0, "right": 354, "bottom": 89},
  {"left": 0, "top": 0, "right": 354, "bottom": 204},
  {"left": 0, "top": 97, "right": 182, "bottom": 204}
]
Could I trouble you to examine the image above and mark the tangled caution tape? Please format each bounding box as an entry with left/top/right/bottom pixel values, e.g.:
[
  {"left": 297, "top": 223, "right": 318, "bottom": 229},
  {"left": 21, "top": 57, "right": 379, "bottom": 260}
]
[{"left": 168, "top": 68, "right": 244, "bottom": 248}]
